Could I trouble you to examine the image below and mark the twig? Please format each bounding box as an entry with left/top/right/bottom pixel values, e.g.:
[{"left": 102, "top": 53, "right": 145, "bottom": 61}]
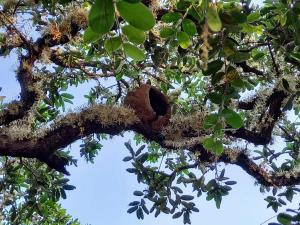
[
  {"left": 260, "top": 214, "right": 277, "bottom": 225},
  {"left": 115, "top": 81, "right": 122, "bottom": 102},
  {"left": 267, "top": 41, "right": 280, "bottom": 77}
]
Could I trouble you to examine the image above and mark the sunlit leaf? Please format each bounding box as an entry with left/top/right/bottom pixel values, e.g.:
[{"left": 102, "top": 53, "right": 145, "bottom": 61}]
[
  {"left": 247, "top": 11, "right": 260, "bottom": 23},
  {"left": 83, "top": 27, "right": 102, "bottom": 43},
  {"left": 203, "top": 137, "right": 224, "bottom": 155},
  {"left": 161, "top": 12, "right": 182, "bottom": 23},
  {"left": 203, "top": 114, "right": 219, "bottom": 129},
  {"left": 222, "top": 108, "right": 243, "bottom": 129},
  {"left": 177, "top": 32, "right": 191, "bottom": 49},
  {"left": 160, "top": 27, "right": 175, "bottom": 38},
  {"left": 88, "top": 0, "right": 115, "bottom": 34},
  {"left": 207, "top": 5, "right": 222, "bottom": 32},
  {"left": 122, "top": 25, "right": 146, "bottom": 44},
  {"left": 182, "top": 19, "right": 197, "bottom": 36},
  {"left": 277, "top": 213, "right": 293, "bottom": 225},
  {"left": 117, "top": 1, "right": 155, "bottom": 31},
  {"left": 104, "top": 37, "right": 122, "bottom": 54},
  {"left": 123, "top": 43, "right": 145, "bottom": 61}
]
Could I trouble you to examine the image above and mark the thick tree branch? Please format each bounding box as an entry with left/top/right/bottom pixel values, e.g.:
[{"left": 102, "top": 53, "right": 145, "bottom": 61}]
[
  {"left": 238, "top": 98, "right": 257, "bottom": 110},
  {"left": 0, "top": 104, "right": 299, "bottom": 186},
  {"left": 0, "top": 105, "right": 138, "bottom": 173}
]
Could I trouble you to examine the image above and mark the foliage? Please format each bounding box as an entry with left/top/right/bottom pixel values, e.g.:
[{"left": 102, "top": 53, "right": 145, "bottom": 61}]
[{"left": 1, "top": 0, "right": 300, "bottom": 224}]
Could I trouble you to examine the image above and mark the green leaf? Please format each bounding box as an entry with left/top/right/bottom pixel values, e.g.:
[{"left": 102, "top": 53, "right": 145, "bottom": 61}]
[
  {"left": 247, "top": 11, "right": 260, "bottom": 23},
  {"left": 206, "top": 92, "right": 223, "bottom": 104},
  {"left": 228, "top": 52, "right": 250, "bottom": 63},
  {"left": 177, "top": 31, "right": 191, "bottom": 49},
  {"left": 203, "top": 60, "right": 224, "bottom": 76},
  {"left": 181, "top": 195, "right": 194, "bottom": 201},
  {"left": 212, "top": 72, "right": 225, "bottom": 85},
  {"left": 141, "top": 204, "right": 149, "bottom": 214},
  {"left": 88, "top": 0, "right": 115, "bottom": 34},
  {"left": 83, "top": 27, "right": 102, "bottom": 43},
  {"left": 122, "top": 25, "right": 146, "bottom": 44},
  {"left": 135, "top": 145, "right": 145, "bottom": 156},
  {"left": 241, "top": 24, "right": 263, "bottom": 34},
  {"left": 203, "top": 114, "right": 218, "bottom": 129},
  {"left": 222, "top": 108, "right": 243, "bottom": 129},
  {"left": 207, "top": 5, "right": 222, "bottom": 32},
  {"left": 62, "top": 185, "right": 76, "bottom": 190},
  {"left": 122, "top": 156, "right": 133, "bottom": 161},
  {"left": 277, "top": 213, "right": 292, "bottom": 225},
  {"left": 160, "top": 27, "right": 175, "bottom": 38},
  {"left": 286, "top": 188, "right": 294, "bottom": 202},
  {"left": 133, "top": 191, "right": 144, "bottom": 196},
  {"left": 203, "top": 137, "right": 224, "bottom": 155},
  {"left": 223, "top": 39, "right": 236, "bottom": 56},
  {"left": 60, "top": 188, "right": 67, "bottom": 199},
  {"left": 214, "top": 194, "right": 222, "bottom": 209},
  {"left": 251, "top": 49, "right": 265, "bottom": 60},
  {"left": 224, "top": 181, "right": 237, "bottom": 185},
  {"left": 126, "top": 168, "right": 137, "bottom": 173},
  {"left": 161, "top": 12, "right": 182, "bottom": 23},
  {"left": 172, "top": 211, "right": 183, "bottom": 219},
  {"left": 183, "top": 211, "right": 191, "bottom": 224},
  {"left": 117, "top": 1, "right": 155, "bottom": 31},
  {"left": 206, "top": 191, "right": 214, "bottom": 201},
  {"left": 53, "top": 178, "right": 70, "bottom": 185},
  {"left": 125, "top": 142, "right": 135, "bottom": 156},
  {"left": 231, "top": 78, "right": 245, "bottom": 88},
  {"left": 136, "top": 207, "right": 144, "bottom": 219},
  {"left": 123, "top": 43, "right": 145, "bottom": 61},
  {"left": 129, "top": 201, "right": 140, "bottom": 206},
  {"left": 182, "top": 19, "right": 197, "bottom": 36},
  {"left": 61, "top": 93, "right": 74, "bottom": 99},
  {"left": 104, "top": 37, "right": 122, "bottom": 54},
  {"left": 127, "top": 206, "right": 138, "bottom": 213}
]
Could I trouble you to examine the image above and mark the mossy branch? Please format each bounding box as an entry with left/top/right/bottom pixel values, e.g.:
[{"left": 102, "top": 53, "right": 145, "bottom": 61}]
[{"left": 0, "top": 104, "right": 298, "bottom": 186}]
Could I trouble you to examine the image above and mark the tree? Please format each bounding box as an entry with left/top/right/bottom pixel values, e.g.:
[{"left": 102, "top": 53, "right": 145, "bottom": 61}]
[{"left": 1, "top": 0, "right": 300, "bottom": 223}]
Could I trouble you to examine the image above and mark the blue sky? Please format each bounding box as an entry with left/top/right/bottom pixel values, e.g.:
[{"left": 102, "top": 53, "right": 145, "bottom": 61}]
[{"left": 1, "top": 2, "right": 300, "bottom": 222}]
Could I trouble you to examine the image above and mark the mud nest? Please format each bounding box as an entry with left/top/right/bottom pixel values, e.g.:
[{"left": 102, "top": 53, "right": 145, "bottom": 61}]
[{"left": 124, "top": 84, "right": 171, "bottom": 131}]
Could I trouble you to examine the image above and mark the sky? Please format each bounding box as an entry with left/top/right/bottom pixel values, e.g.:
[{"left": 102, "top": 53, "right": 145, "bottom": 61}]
[{"left": 1, "top": 1, "right": 300, "bottom": 224}]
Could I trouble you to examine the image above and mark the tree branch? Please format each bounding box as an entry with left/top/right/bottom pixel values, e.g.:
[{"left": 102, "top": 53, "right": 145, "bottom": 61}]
[
  {"left": 229, "top": 90, "right": 287, "bottom": 145},
  {"left": 49, "top": 51, "right": 114, "bottom": 79},
  {"left": 0, "top": 20, "right": 84, "bottom": 125},
  {"left": 235, "top": 61, "right": 264, "bottom": 76},
  {"left": 0, "top": 104, "right": 299, "bottom": 186}
]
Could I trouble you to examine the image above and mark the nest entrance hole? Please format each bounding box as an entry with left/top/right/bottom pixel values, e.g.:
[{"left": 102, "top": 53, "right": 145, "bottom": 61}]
[{"left": 149, "top": 87, "right": 168, "bottom": 116}]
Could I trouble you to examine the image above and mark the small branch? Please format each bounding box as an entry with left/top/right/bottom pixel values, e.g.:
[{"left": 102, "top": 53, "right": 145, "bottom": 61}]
[
  {"left": 171, "top": 161, "right": 199, "bottom": 176},
  {"left": 235, "top": 61, "right": 264, "bottom": 76},
  {"left": 260, "top": 215, "right": 277, "bottom": 225},
  {"left": 278, "top": 124, "right": 297, "bottom": 142},
  {"left": 49, "top": 51, "right": 114, "bottom": 79},
  {"left": 267, "top": 41, "right": 280, "bottom": 77},
  {"left": 115, "top": 81, "right": 122, "bottom": 102}
]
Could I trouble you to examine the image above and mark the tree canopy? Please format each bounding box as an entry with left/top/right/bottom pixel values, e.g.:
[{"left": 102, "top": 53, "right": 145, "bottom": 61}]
[{"left": 1, "top": 0, "right": 300, "bottom": 224}]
